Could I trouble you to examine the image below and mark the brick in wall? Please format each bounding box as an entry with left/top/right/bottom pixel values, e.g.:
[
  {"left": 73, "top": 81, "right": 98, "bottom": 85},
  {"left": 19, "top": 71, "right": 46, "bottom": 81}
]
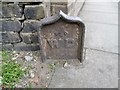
[
  {"left": 51, "top": 4, "right": 68, "bottom": 15},
  {"left": 1, "top": 4, "right": 22, "bottom": 18},
  {"left": 1, "top": 20, "right": 21, "bottom": 32},
  {"left": 30, "top": 33, "right": 39, "bottom": 43},
  {"left": 14, "top": 43, "right": 40, "bottom": 51},
  {"left": 2, "top": 44, "right": 14, "bottom": 50},
  {"left": 2, "top": 32, "right": 21, "bottom": 44},
  {"left": 24, "top": 5, "right": 45, "bottom": 20},
  {"left": 22, "top": 20, "right": 39, "bottom": 33},
  {"left": 21, "top": 33, "right": 39, "bottom": 44},
  {"left": 0, "top": 33, "right": 2, "bottom": 43},
  {"left": 0, "top": 43, "right": 2, "bottom": 51},
  {"left": 1, "top": 3, "right": 45, "bottom": 51}
]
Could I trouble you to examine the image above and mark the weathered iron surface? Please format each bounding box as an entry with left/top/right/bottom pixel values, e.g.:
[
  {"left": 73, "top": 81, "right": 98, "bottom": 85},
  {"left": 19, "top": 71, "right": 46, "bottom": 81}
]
[{"left": 38, "top": 11, "right": 85, "bottom": 62}]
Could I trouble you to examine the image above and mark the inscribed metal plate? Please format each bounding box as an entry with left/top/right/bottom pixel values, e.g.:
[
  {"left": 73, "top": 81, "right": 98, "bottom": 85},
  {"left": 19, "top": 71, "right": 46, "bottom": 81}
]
[{"left": 38, "top": 11, "right": 85, "bottom": 62}]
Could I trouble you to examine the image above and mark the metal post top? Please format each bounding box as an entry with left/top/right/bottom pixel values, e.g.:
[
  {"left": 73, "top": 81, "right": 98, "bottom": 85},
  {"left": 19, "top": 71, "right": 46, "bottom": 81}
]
[
  {"left": 38, "top": 10, "right": 85, "bottom": 28},
  {"left": 37, "top": 10, "right": 85, "bottom": 62}
]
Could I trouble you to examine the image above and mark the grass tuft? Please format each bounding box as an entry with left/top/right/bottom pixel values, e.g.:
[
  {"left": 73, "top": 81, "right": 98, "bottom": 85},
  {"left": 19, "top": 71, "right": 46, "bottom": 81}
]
[{"left": 1, "top": 50, "right": 25, "bottom": 88}]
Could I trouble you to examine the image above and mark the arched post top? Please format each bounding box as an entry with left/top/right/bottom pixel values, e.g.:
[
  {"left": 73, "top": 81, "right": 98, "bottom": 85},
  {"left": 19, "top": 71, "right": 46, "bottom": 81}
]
[{"left": 38, "top": 10, "right": 85, "bottom": 28}]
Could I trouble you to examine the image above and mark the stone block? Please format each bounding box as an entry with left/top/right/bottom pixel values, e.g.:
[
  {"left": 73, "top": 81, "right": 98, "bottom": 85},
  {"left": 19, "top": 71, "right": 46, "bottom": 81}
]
[
  {"left": 14, "top": 43, "right": 40, "bottom": 51},
  {"left": 0, "top": 33, "right": 2, "bottom": 42},
  {"left": 2, "top": 32, "right": 21, "bottom": 43},
  {"left": 0, "top": 43, "right": 1, "bottom": 51},
  {"left": 51, "top": 0, "right": 67, "bottom": 5},
  {"left": 51, "top": 4, "right": 68, "bottom": 15},
  {"left": 2, "top": 0, "right": 43, "bottom": 2},
  {"left": 1, "top": 4, "right": 22, "bottom": 18},
  {"left": 0, "top": 3, "right": 2, "bottom": 18},
  {"left": 22, "top": 20, "right": 39, "bottom": 33},
  {"left": 30, "top": 34, "right": 39, "bottom": 43},
  {"left": 21, "top": 33, "right": 39, "bottom": 44},
  {"left": 1, "top": 20, "right": 21, "bottom": 32},
  {"left": 24, "top": 5, "right": 45, "bottom": 20},
  {"left": 2, "top": 44, "right": 14, "bottom": 51},
  {"left": 21, "top": 34, "right": 31, "bottom": 44}
]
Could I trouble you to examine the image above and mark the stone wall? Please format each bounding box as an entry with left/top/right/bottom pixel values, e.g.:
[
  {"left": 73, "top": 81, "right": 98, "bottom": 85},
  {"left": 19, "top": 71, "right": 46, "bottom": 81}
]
[
  {"left": 1, "top": 0, "right": 85, "bottom": 51},
  {"left": 50, "top": 0, "right": 85, "bottom": 16},
  {"left": 50, "top": 0, "right": 68, "bottom": 15},
  {"left": 1, "top": 2, "right": 45, "bottom": 51}
]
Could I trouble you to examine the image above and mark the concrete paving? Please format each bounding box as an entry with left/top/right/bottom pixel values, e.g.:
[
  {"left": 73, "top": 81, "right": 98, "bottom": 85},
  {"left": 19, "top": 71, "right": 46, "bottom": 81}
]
[
  {"left": 84, "top": 22, "right": 118, "bottom": 53},
  {"left": 82, "top": 3, "right": 118, "bottom": 13},
  {"left": 49, "top": 49, "right": 118, "bottom": 88},
  {"left": 79, "top": 0, "right": 118, "bottom": 54},
  {"left": 80, "top": 11, "right": 118, "bottom": 25},
  {"left": 48, "top": 0, "right": 119, "bottom": 88}
]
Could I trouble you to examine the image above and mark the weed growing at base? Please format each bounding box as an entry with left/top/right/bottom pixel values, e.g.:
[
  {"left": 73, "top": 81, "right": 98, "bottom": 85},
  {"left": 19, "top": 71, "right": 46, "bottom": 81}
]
[{"left": 1, "top": 50, "right": 25, "bottom": 88}]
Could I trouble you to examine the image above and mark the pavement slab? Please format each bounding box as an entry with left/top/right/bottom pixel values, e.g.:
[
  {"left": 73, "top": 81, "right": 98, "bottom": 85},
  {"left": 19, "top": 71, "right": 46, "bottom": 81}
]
[
  {"left": 82, "top": 3, "right": 118, "bottom": 13},
  {"left": 79, "top": 1, "right": 118, "bottom": 54},
  {"left": 79, "top": 11, "right": 118, "bottom": 25},
  {"left": 49, "top": 49, "right": 118, "bottom": 88},
  {"left": 84, "top": 22, "right": 118, "bottom": 54}
]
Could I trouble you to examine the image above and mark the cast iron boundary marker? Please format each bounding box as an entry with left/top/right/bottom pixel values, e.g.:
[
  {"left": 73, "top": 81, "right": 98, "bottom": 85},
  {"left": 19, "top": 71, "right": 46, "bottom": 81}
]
[{"left": 38, "top": 10, "right": 85, "bottom": 62}]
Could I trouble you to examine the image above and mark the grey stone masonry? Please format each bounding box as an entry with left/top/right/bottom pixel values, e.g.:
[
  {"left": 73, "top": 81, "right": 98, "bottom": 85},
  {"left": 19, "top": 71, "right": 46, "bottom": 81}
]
[
  {"left": 1, "top": 4, "right": 22, "bottom": 18},
  {"left": 51, "top": 2, "right": 68, "bottom": 15},
  {"left": 21, "top": 33, "right": 39, "bottom": 44},
  {"left": 1, "top": 0, "right": 43, "bottom": 2},
  {"left": 2, "top": 44, "right": 14, "bottom": 50},
  {"left": 14, "top": 43, "right": 40, "bottom": 51},
  {"left": 24, "top": 5, "right": 45, "bottom": 20},
  {"left": 1, "top": 20, "right": 21, "bottom": 32},
  {"left": 22, "top": 20, "right": 39, "bottom": 33},
  {"left": 1, "top": 2, "right": 45, "bottom": 51},
  {"left": 51, "top": 4, "right": 68, "bottom": 15},
  {"left": 2, "top": 32, "right": 21, "bottom": 44},
  {"left": 21, "top": 20, "right": 39, "bottom": 46},
  {"left": 1, "top": 0, "right": 84, "bottom": 51}
]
